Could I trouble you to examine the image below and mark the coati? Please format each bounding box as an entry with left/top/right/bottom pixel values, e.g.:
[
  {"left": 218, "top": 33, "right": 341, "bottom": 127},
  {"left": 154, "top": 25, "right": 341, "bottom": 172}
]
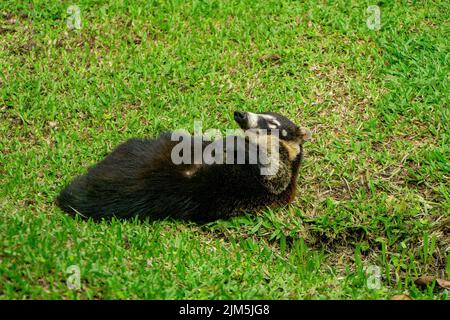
[{"left": 56, "top": 111, "right": 311, "bottom": 222}]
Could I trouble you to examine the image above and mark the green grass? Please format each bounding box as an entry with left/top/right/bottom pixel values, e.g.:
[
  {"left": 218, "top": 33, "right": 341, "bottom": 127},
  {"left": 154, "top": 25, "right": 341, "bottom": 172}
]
[{"left": 0, "top": 0, "right": 448, "bottom": 299}]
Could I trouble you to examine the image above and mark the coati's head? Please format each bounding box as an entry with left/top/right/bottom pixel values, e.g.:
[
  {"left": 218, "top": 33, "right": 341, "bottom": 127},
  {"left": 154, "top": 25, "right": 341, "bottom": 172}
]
[{"left": 234, "top": 111, "right": 312, "bottom": 161}]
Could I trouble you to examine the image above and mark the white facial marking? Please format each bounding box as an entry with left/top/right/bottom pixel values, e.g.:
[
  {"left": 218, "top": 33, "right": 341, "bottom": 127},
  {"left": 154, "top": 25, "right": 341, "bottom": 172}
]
[
  {"left": 260, "top": 114, "right": 281, "bottom": 126},
  {"left": 281, "top": 129, "right": 287, "bottom": 137},
  {"left": 247, "top": 112, "right": 259, "bottom": 128}
]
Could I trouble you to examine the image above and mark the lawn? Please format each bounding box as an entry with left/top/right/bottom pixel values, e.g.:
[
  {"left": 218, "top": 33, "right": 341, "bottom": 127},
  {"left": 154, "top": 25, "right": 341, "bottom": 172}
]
[{"left": 0, "top": 0, "right": 448, "bottom": 299}]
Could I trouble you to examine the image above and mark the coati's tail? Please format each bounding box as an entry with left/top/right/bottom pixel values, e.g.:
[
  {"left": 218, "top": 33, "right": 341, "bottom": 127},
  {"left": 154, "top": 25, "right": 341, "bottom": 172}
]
[
  {"left": 55, "top": 135, "right": 184, "bottom": 221},
  {"left": 56, "top": 176, "right": 92, "bottom": 219}
]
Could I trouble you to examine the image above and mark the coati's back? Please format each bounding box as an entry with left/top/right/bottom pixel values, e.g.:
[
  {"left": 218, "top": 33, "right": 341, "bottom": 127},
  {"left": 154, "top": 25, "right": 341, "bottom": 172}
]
[{"left": 57, "top": 111, "right": 311, "bottom": 222}]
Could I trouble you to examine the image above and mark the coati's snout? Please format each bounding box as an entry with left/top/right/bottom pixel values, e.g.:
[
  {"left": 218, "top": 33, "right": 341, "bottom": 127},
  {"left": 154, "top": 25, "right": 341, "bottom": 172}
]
[
  {"left": 233, "top": 111, "right": 248, "bottom": 127},
  {"left": 234, "top": 111, "right": 312, "bottom": 144}
]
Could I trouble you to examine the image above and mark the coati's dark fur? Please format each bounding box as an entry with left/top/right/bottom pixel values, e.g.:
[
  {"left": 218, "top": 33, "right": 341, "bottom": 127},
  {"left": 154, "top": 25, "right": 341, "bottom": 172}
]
[{"left": 57, "top": 111, "right": 311, "bottom": 222}]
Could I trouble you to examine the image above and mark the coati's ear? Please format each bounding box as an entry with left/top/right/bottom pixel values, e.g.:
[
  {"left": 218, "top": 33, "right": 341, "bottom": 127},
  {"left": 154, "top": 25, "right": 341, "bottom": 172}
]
[{"left": 300, "top": 127, "right": 312, "bottom": 142}]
